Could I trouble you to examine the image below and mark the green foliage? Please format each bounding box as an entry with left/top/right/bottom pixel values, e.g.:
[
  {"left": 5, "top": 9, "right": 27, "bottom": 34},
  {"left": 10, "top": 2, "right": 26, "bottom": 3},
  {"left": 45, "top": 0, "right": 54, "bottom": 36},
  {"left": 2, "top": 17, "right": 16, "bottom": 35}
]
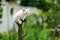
[
  {"left": 0, "top": 0, "right": 60, "bottom": 40},
  {"left": 0, "top": 31, "right": 18, "bottom": 40},
  {"left": 21, "top": 0, "right": 52, "bottom": 11},
  {"left": 0, "top": 11, "right": 60, "bottom": 40},
  {"left": 0, "top": 6, "right": 3, "bottom": 12},
  {"left": 0, "top": 6, "right": 3, "bottom": 18},
  {"left": 10, "top": 8, "right": 13, "bottom": 15}
]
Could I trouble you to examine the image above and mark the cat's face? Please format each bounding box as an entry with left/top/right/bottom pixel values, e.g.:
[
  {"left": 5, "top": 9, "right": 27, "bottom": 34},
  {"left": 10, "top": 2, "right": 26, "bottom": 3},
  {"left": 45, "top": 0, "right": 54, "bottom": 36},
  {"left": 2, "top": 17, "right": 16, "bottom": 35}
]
[{"left": 23, "top": 8, "right": 30, "bottom": 14}]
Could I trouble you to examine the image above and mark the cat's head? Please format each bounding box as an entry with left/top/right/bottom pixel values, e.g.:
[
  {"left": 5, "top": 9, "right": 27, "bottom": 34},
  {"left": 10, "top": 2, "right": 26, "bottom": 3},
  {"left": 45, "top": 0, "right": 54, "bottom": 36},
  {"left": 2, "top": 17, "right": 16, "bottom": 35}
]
[{"left": 22, "top": 8, "right": 30, "bottom": 14}]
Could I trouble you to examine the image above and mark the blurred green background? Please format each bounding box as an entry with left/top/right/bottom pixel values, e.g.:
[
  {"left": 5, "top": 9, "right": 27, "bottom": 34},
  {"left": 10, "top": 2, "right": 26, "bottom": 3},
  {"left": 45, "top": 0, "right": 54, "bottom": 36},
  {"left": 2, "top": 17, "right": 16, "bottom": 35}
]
[{"left": 0, "top": 0, "right": 60, "bottom": 40}]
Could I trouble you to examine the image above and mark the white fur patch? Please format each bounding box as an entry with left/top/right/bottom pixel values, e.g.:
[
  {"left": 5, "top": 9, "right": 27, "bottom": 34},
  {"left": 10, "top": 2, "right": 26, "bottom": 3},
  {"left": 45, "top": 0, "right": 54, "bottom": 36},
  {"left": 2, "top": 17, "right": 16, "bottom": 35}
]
[{"left": 12, "top": 8, "right": 30, "bottom": 24}]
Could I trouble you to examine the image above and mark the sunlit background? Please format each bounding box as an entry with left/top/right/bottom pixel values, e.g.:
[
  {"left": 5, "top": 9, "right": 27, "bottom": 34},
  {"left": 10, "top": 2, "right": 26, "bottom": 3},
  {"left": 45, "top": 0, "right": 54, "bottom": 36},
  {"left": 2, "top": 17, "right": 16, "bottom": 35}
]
[{"left": 0, "top": 0, "right": 60, "bottom": 40}]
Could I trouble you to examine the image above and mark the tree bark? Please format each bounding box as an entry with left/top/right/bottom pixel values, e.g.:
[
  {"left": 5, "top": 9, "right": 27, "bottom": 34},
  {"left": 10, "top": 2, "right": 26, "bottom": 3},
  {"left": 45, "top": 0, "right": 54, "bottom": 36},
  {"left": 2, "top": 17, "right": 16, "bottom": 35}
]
[{"left": 16, "top": 22, "right": 23, "bottom": 40}]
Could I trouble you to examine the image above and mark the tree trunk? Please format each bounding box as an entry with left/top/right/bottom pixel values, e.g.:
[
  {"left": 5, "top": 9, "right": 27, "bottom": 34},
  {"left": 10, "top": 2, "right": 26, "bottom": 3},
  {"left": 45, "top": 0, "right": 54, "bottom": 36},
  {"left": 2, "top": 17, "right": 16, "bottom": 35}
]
[
  {"left": 18, "top": 24, "right": 23, "bottom": 40},
  {"left": 16, "top": 22, "right": 23, "bottom": 40}
]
